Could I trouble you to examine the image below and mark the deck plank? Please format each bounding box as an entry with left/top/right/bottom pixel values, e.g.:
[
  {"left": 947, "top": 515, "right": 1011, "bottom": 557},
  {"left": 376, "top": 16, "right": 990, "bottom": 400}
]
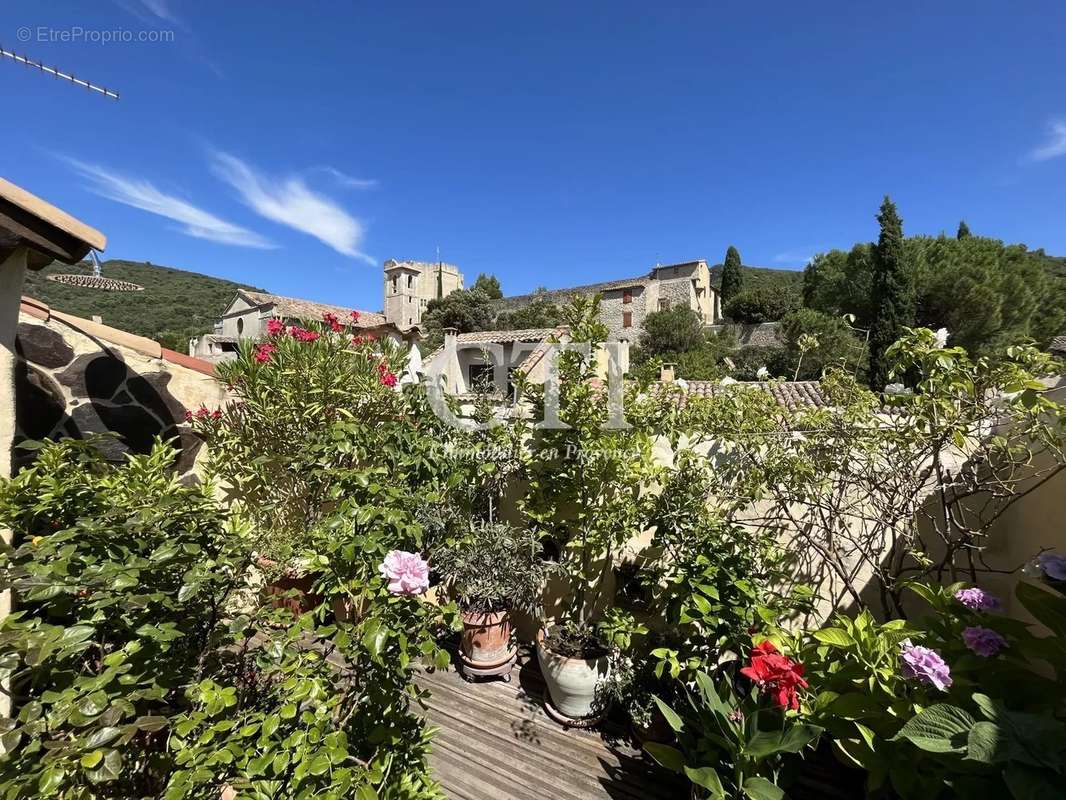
[{"left": 416, "top": 652, "right": 685, "bottom": 800}]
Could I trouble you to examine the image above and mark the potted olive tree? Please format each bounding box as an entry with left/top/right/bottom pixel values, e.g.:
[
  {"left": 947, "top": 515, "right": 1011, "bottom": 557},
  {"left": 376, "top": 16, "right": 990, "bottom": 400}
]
[
  {"left": 520, "top": 296, "right": 665, "bottom": 725},
  {"left": 433, "top": 521, "right": 549, "bottom": 681}
]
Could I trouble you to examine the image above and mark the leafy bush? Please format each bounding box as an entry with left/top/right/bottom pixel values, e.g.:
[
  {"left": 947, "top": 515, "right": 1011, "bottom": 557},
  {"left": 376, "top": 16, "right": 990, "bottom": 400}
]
[
  {"left": 723, "top": 287, "right": 800, "bottom": 324},
  {"left": 0, "top": 438, "right": 239, "bottom": 797},
  {"left": 432, "top": 521, "right": 550, "bottom": 614}
]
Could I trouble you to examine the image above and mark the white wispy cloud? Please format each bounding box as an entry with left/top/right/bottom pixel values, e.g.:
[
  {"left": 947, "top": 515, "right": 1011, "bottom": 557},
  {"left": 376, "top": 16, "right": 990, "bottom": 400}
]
[
  {"left": 1029, "top": 119, "right": 1066, "bottom": 162},
  {"left": 773, "top": 249, "right": 815, "bottom": 265},
  {"left": 139, "top": 0, "right": 177, "bottom": 21},
  {"left": 308, "top": 166, "right": 378, "bottom": 190},
  {"left": 62, "top": 157, "right": 275, "bottom": 249},
  {"left": 211, "top": 152, "right": 375, "bottom": 264}
]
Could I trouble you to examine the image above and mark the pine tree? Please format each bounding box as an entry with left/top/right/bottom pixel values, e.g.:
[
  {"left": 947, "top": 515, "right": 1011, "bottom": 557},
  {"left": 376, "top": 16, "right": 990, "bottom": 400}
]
[
  {"left": 720, "top": 245, "right": 743, "bottom": 303},
  {"left": 956, "top": 220, "right": 971, "bottom": 240},
  {"left": 868, "top": 196, "right": 914, "bottom": 390}
]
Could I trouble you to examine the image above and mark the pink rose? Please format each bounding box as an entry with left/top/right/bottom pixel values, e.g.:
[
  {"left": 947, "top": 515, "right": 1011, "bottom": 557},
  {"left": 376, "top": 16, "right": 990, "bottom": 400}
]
[{"left": 378, "top": 550, "right": 430, "bottom": 596}]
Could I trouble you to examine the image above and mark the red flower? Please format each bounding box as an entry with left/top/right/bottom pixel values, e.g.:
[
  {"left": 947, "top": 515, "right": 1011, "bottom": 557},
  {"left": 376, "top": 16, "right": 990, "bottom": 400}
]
[
  {"left": 350, "top": 310, "right": 361, "bottom": 323},
  {"left": 184, "top": 410, "right": 194, "bottom": 421},
  {"left": 323, "top": 312, "right": 343, "bottom": 333},
  {"left": 352, "top": 335, "right": 366, "bottom": 347},
  {"left": 739, "top": 640, "right": 808, "bottom": 711},
  {"left": 211, "top": 409, "right": 222, "bottom": 420},
  {"left": 289, "top": 326, "right": 320, "bottom": 343},
  {"left": 266, "top": 319, "right": 286, "bottom": 337},
  {"left": 379, "top": 371, "right": 398, "bottom": 388},
  {"left": 254, "top": 343, "right": 277, "bottom": 363}
]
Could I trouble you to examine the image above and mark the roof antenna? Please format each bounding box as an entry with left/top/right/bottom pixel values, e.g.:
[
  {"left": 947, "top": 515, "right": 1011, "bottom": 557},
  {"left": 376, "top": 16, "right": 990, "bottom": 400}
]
[{"left": 0, "top": 46, "right": 120, "bottom": 99}]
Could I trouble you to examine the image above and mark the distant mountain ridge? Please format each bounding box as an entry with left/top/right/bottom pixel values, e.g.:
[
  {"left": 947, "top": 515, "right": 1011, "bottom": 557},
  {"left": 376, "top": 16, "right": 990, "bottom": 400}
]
[{"left": 23, "top": 259, "right": 263, "bottom": 352}]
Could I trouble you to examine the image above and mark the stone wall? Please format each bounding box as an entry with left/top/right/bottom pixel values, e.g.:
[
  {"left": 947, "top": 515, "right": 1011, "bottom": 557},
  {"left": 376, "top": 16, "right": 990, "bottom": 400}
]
[{"left": 15, "top": 297, "right": 225, "bottom": 479}]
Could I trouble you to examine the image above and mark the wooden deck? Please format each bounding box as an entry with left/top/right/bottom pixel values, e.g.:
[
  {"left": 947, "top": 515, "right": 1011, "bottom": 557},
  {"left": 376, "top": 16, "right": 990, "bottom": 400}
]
[{"left": 417, "top": 651, "right": 685, "bottom": 800}]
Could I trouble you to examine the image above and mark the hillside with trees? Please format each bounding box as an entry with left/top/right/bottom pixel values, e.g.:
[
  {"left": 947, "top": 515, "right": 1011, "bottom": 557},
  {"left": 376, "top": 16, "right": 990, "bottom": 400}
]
[{"left": 24, "top": 259, "right": 263, "bottom": 352}]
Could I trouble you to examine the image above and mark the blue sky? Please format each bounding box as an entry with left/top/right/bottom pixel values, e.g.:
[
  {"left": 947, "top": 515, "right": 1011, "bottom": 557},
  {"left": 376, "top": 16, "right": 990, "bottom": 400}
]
[{"left": 3, "top": 1, "right": 1066, "bottom": 312}]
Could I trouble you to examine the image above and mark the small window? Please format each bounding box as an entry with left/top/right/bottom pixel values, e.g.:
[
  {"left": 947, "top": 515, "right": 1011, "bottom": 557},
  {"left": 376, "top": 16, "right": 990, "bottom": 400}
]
[
  {"left": 237, "top": 317, "right": 244, "bottom": 335},
  {"left": 658, "top": 299, "right": 670, "bottom": 311},
  {"left": 623, "top": 311, "right": 633, "bottom": 328},
  {"left": 623, "top": 290, "right": 633, "bottom": 305},
  {"left": 407, "top": 274, "right": 413, "bottom": 289},
  {"left": 391, "top": 277, "right": 397, "bottom": 293}
]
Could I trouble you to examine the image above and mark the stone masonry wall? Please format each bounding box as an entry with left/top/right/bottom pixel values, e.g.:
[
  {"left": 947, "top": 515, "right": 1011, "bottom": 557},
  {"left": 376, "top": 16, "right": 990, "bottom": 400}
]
[{"left": 15, "top": 298, "right": 226, "bottom": 479}]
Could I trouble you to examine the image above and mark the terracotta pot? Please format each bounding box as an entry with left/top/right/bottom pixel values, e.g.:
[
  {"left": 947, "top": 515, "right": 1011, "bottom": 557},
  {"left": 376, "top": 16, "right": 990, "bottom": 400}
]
[
  {"left": 256, "top": 556, "right": 322, "bottom": 617},
  {"left": 460, "top": 607, "right": 515, "bottom": 667},
  {"left": 537, "top": 631, "right": 610, "bottom": 721}
]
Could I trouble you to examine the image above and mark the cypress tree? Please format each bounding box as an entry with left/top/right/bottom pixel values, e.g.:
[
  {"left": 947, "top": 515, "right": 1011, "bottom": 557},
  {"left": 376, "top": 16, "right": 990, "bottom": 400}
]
[
  {"left": 956, "top": 220, "right": 971, "bottom": 240},
  {"left": 720, "top": 245, "right": 743, "bottom": 303},
  {"left": 868, "top": 196, "right": 914, "bottom": 390}
]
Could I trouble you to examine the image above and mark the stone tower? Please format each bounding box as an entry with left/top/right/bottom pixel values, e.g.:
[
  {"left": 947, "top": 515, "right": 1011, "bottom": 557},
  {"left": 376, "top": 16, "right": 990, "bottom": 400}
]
[{"left": 383, "top": 259, "right": 464, "bottom": 328}]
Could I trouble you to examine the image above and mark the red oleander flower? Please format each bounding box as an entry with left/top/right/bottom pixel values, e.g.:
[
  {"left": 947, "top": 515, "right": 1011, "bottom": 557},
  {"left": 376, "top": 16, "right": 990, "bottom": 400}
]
[
  {"left": 323, "top": 312, "right": 343, "bottom": 332},
  {"left": 352, "top": 335, "right": 365, "bottom": 347},
  {"left": 739, "top": 640, "right": 808, "bottom": 711},
  {"left": 350, "top": 310, "right": 361, "bottom": 323},
  {"left": 211, "top": 409, "right": 222, "bottom": 420},
  {"left": 289, "top": 326, "right": 320, "bottom": 343},
  {"left": 184, "top": 410, "right": 194, "bottom": 421},
  {"left": 379, "top": 370, "right": 398, "bottom": 388},
  {"left": 266, "top": 318, "right": 286, "bottom": 337},
  {"left": 254, "top": 343, "right": 277, "bottom": 363}
]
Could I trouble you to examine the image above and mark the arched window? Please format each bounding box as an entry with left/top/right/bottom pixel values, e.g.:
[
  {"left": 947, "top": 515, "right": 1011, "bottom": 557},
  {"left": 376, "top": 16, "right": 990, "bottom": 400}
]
[{"left": 237, "top": 317, "right": 244, "bottom": 335}]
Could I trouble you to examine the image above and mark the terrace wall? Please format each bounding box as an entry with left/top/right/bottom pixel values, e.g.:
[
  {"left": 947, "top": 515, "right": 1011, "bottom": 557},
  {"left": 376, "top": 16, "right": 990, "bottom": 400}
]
[{"left": 14, "top": 297, "right": 224, "bottom": 480}]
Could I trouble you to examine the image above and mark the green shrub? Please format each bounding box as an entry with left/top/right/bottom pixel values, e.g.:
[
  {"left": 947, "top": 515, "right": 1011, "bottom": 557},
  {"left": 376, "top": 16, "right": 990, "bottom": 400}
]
[{"left": 723, "top": 287, "right": 800, "bottom": 324}]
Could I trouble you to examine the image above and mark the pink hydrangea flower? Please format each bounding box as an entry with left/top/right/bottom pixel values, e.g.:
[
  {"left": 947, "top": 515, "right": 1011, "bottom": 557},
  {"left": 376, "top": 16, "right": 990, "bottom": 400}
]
[
  {"left": 900, "top": 640, "right": 952, "bottom": 690},
  {"left": 378, "top": 550, "right": 430, "bottom": 596},
  {"left": 955, "top": 587, "right": 1000, "bottom": 612},
  {"left": 963, "top": 626, "right": 1007, "bottom": 657}
]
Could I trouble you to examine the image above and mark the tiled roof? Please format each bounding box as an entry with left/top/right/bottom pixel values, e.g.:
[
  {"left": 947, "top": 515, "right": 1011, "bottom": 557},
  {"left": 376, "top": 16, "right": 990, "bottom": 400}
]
[
  {"left": 20, "top": 296, "right": 216, "bottom": 376},
  {"left": 495, "top": 276, "right": 649, "bottom": 309},
  {"left": 424, "top": 327, "right": 568, "bottom": 374},
  {"left": 241, "top": 290, "right": 387, "bottom": 328},
  {"left": 674, "top": 380, "right": 828, "bottom": 410},
  {"left": 1050, "top": 335, "right": 1066, "bottom": 354}
]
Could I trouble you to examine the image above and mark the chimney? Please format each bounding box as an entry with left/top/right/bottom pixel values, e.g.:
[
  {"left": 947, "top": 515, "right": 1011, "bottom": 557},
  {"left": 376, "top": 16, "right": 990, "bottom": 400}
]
[
  {"left": 443, "top": 327, "right": 458, "bottom": 351},
  {"left": 660, "top": 362, "right": 676, "bottom": 383}
]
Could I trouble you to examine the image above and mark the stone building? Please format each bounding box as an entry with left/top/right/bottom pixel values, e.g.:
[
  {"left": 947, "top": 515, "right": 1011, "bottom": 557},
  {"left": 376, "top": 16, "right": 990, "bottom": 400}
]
[
  {"left": 383, "top": 259, "right": 464, "bottom": 329},
  {"left": 191, "top": 289, "right": 411, "bottom": 362},
  {"left": 494, "top": 260, "right": 720, "bottom": 342}
]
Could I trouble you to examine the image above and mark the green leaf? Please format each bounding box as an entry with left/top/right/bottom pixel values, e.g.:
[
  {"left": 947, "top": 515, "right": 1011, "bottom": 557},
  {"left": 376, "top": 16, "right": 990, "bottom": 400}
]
[
  {"left": 38, "top": 766, "right": 66, "bottom": 794},
  {"left": 80, "top": 750, "right": 104, "bottom": 769},
  {"left": 892, "top": 704, "right": 975, "bottom": 753},
  {"left": 84, "top": 726, "right": 122, "bottom": 748},
  {"left": 684, "top": 766, "right": 725, "bottom": 797},
  {"left": 744, "top": 724, "right": 823, "bottom": 758},
  {"left": 812, "top": 627, "right": 855, "bottom": 648},
  {"left": 262, "top": 715, "right": 280, "bottom": 738},
  {"left": 651, "top": 695, "right": 684, "bottom": 734},
  {"left": 1003, "top": 763, "right": 1064, "bottom": 800},
  {"left": 743, "top": 776, "right": 785, "bottom": 800},
  {"left": 644, "top": 742, "right": 685, "bottom": 773},
  {"left": 0, "top": 730, "right": 21, "bottom": 756},
  {"left": 966, "top": 721, "right": 1009, "bottom": 764},
  {"left": 1016, "top": 581, "right": 1066, "bottom": 639}
]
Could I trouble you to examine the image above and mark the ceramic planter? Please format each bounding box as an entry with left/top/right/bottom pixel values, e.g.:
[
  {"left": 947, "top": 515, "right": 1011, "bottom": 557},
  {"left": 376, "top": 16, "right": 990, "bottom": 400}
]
[
  {"left": 537, "top": 632, "right": 610, "bottom": 723},
  {"left": 460, "top": 608, "right": 515, "bottom": 667}
]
